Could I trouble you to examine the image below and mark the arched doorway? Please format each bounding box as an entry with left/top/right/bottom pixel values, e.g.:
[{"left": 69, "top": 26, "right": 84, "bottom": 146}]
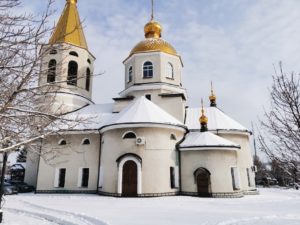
[
  {"left": 122, "top": 160, "right": 137, "bottom": 197},
  {"left": 194, "top": 168, "right": 211, "bottom": 197}
]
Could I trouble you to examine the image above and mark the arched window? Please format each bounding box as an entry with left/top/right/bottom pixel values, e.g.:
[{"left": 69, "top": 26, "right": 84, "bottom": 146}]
[
  {"left": 143, "top": 61, "right": 153, "bottom": 78},
  {"left": 69, "top": 51, "right": 78, "bottom": 57},
  {"left": 128, "top": 66, "right": 133, "bottom": 83},
  {"left": 58, "top": 139, "right": 67, "bottom": 145},
  {"left": 86, "top": 68, "right": 91, "bottom": 91},
  {"left": 122, "top": 131, "right": 137, "bottom": 139},
  {"left": 82, "top": 138, "right": 91, "bottom": 145},
  {"left": 87, "top": 59, "right": 91, "bottom": 64},
  {"left": 166, "top": 62, "right": 174, "bottom": 79},
  {"left": 47, "top": 59, "right": 56, "bottom": 83},
  {"left": 67, "top": 61, "right": 78, "bottom": 86}
]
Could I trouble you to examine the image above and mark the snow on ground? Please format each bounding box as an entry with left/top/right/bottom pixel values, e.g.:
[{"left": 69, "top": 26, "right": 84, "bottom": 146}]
[{"left": 2, "top": 188, "right": 300, "bottom": 225}]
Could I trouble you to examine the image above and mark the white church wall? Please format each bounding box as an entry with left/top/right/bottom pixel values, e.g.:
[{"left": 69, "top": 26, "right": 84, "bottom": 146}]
[
  {"left": 24, "top": 150, "right": 40, "bottom": 187},
  {"left": 40, "top": 43, "right": 95, "bottom": 113},
  {"left": 99, "top": 127, "right": 184, "bottom": 196},
  {"left": 36, "top": 133, "right": 100, "bottom": 193},
  {"left": 219, "top": 133, "right": 256, "bottom": 191},
  {"left": 181, "top": 150, "right": 239, "bottom": 195}
]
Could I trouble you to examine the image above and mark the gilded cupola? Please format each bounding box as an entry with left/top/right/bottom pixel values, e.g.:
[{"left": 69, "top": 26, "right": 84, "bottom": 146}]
[
  {"left": 199, "top": 99, "right": 208, "bottom": 132},
  {"left": 209, "top": 82, "right": 217, "bottom": 107},
  {"left": 129, "top": 2, "right": 178, "bottom": 57},
  {"left": 49, "top": 0, "right": 88, "bottom": 49}
]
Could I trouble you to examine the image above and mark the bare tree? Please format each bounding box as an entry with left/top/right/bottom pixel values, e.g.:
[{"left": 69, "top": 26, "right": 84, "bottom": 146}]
[
  {"left": 0, "top": 0, "right": 91, "bottom": 156},
  {"left": 258, "top": 63, "right": 300, "bottom": 184}
]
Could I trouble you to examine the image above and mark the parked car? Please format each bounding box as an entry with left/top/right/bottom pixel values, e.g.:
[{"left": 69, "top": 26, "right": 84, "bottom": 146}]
[
  {"left": 7, "top": 181, "right": 34, "bottom": 193},
  {"left": 3, "top": 182, "right": 18, "bottom": 195}
]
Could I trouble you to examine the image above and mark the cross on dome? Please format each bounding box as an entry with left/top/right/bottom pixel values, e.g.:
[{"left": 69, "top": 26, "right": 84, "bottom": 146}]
[
  {"left": 209, "top": 81, "right": 217, "bottom": 107},
  {"left": 199, "top": 99, "right": 208, "bottom": 132},
  {"left": 151, "top": 0, "right": 154, "bottom": 20}
]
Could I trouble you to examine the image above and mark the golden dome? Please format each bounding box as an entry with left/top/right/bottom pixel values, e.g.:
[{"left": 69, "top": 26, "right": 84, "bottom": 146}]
[
  {"left": 144, "top": 20, "right": 162, "bottom": 38},
  {"left": 130, "top": 38, "right": 177, "bottom": 56},
  {"left": 199, "top": 113, "right": 208, "bottom": 124},
  {"left": 199, "top": 99, "right": 208, "bottom": 124},
  {"left": 209, "top": 93, "right": 216, "bottom": 101},
  {"left": 209, "top": 81, "right": 217, "bottom": 107},
  {"left": 129, "top": 20, "right": 177, "bottom": 57}
]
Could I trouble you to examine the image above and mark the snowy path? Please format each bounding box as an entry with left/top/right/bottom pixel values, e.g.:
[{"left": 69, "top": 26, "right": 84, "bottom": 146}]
[{"left": 2, "top": 188, "right": 300, "bottom": 225}]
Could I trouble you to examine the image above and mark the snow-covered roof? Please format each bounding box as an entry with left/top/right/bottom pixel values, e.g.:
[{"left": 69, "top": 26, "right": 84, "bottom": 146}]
[
  {"left": 101, "top": 96, "right": 186, "bottom": 131},
  {"left": 185, "top": 107, "right": 249, "bottom": 132},
  {"left": 58, "top": 103, "right": 114, "bottom": 131},
  {"left": 179, "top": 131, "right": 240, "bottom": 151}
]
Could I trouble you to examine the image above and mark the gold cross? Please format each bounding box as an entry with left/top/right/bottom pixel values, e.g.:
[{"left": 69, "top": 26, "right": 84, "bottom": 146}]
[{"left": 151, "top": 0, "right": 154, "bottom": 20}]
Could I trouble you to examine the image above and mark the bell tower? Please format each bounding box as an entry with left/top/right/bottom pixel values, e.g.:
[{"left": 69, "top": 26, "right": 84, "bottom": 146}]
[
  {"left": 39, "top": 0, "right": 95, "bottom": 113},
  {"left": 114, "top": 0, "right": 187, "bottom": 122}
]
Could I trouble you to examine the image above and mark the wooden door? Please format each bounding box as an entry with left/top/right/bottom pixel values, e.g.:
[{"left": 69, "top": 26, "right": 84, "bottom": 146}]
[
  {"left": 122, "top": 160, "right": 137, "bottom": 197},
  {"left": 196, "top": 171, "right": 210, "bottom": 197}
]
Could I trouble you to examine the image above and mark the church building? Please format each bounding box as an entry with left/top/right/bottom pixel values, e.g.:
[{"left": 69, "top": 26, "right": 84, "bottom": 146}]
[{"left": 25, "top": 0, "right": 257, "bottom": 198}]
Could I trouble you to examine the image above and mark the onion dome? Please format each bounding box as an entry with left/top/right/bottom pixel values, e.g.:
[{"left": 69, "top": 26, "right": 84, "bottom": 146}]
[
  {"left": 129, "top": 19, "right": 177, "bottom": 57},
  {"left": 209, "top": 82, "right": 217, "bottom": 107},
  {"left": 199, "top": 99, "right": 208, "bottom": 132},
  {"left": 144, "top": 20, "right": 162, "bottom": 38}
]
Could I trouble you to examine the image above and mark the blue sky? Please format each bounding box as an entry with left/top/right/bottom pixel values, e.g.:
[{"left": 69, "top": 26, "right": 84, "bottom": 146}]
[{"left": 25, "top": 0, "right": 300, "bottom": 136}]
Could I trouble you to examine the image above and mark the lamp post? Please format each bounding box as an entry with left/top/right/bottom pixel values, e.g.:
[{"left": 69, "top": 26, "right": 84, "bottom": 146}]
[{"left": 0, "top": 151, "right": 8, "bottom": 223}]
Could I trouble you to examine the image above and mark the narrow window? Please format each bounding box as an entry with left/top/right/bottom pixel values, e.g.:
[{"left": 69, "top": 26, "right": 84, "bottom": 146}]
[
  {"left": 123, "top": 132, "right": 136, "bottom": 139},
  {"left": 166, "top": 62, "right": 174, "bottom": 79},
  {"left": 231, "top": 167, "right": 240, "bottom": 190},
  {"left": 86, "top": 68, "right": 91, "bottom": 91},
  {"left": 47, "top": 59, "right": 56, "bottom": 83},
  {"left": 145, "top": 94, "right": 151, "bottom": 101},
  {"left": 247, "top": 168, "right": 251, "bottom": 187},
  {"left": 82, "top": 138, "right": 90, "bottom": 145},
  {"left": 81, "top": 168, "right": 89, "bottom": 187},
  {"left": 67, "top": 61, "right": 78, "bottom": 86},
  {"left": 59, "top": 139, "right": 67, "bottom": 145},
  {"left": 170, "top": 167, "right": 175, "bottom": 188},
  {"left": 69, "top": 51, "right": 78, "bottom": 57},
  {"left": 128, "top": 66, "right": 133, "bottom": 83},
  {"left": 143, "top": 61, "right": 153, "bottom": 78},
  {"left": 58, "top": 168, "right": 66, "bottom": 188},
  {"left": 87, "top": 59, "right": 91, "bottom": 64}
]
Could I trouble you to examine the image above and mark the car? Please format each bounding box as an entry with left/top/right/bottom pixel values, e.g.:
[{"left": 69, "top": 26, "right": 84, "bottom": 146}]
[
  {"left": 7, "top": 181, "right": 34, "bottom": 193},
  {"left": 3, "top": 182, "right": 18, "bottom": 195}
]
